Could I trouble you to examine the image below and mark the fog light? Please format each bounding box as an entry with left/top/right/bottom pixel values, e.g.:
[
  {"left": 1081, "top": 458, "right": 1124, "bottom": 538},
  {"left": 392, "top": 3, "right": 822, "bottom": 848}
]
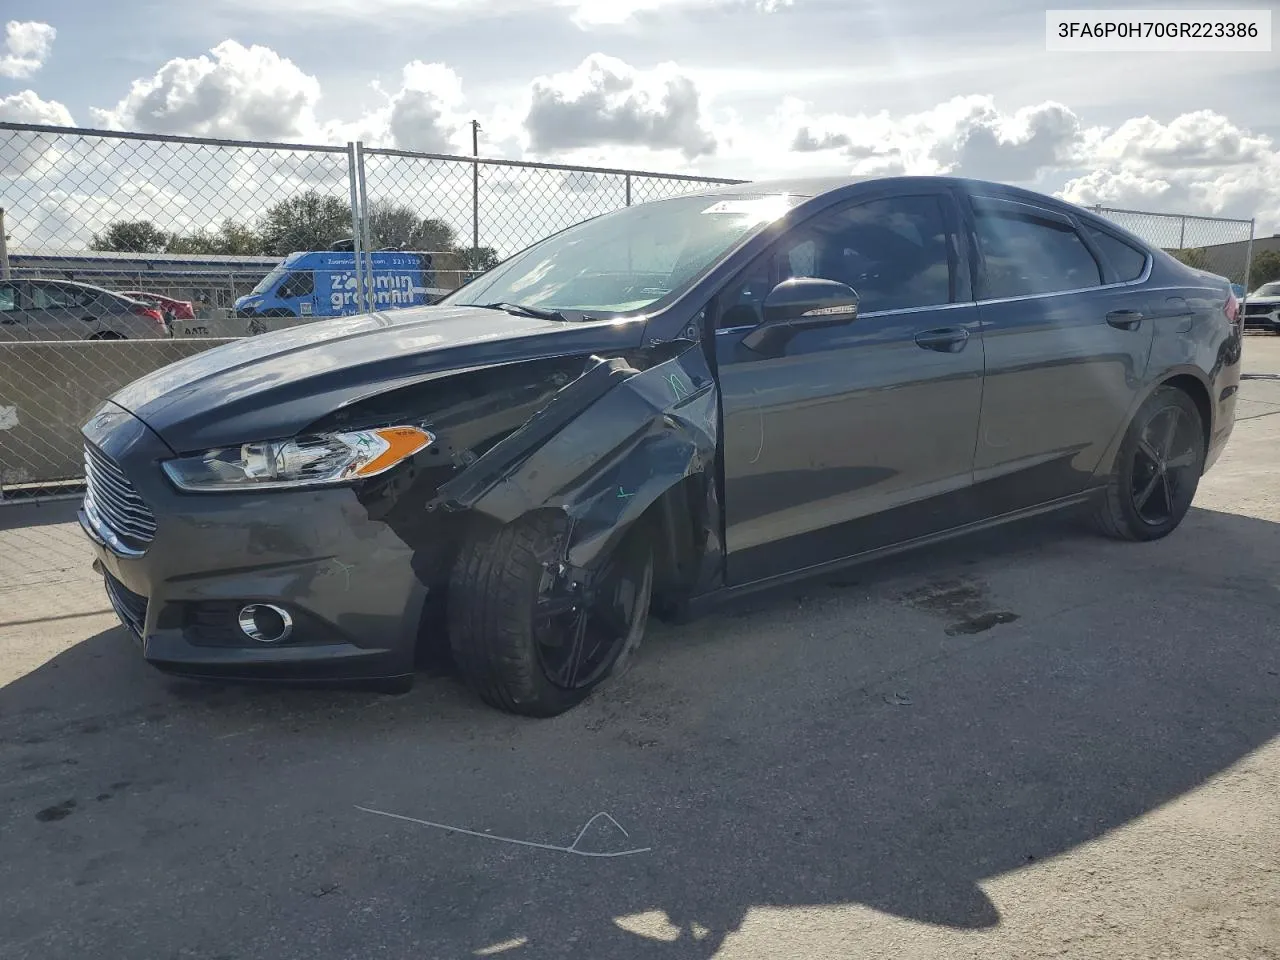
[{"left": 237, "top": 604, "right": 293, "bottom": 644}]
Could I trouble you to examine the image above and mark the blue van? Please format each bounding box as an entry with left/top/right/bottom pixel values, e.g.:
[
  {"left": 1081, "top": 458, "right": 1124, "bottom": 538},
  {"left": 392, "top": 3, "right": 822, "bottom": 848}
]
[{"left": 234, "top": 250, "right": 442, "bottom": 326}]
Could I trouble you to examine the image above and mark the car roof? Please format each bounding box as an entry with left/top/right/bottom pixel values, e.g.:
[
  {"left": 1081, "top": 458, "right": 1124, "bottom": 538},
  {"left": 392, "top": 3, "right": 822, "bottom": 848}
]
[
  {"left": 688, "top": 174, "right": 1074, "bottom": 203},
  {"left": 26, "top": 277, "right": 131, "bottom": 298},
  {"left": 681, "top": 174, "right": 1152, "bottom": 247}
]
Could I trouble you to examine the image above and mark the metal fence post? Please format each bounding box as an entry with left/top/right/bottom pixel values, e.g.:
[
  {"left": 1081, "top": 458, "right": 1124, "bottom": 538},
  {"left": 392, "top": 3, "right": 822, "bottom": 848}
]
[
  {"left": 625, "top": 175, "right": 632, "bottom": 207},
  {"left": 471, "top": 120, "right": 481, "bottom": 272},
  {"left": 354, "top": 142, "right": 375, "bottom": 313},
  {"left": 1243, "top": 220, "right": 1255, "bottom": 296},
  {"left": 0, "top": 207, "right": 9, "bottom": 280},
  {"left": 346, "top": 142, "right": 367, "bottom": 315},
  {"left": 1178, "top": 216, "right": 1186, "bottom": 250}
]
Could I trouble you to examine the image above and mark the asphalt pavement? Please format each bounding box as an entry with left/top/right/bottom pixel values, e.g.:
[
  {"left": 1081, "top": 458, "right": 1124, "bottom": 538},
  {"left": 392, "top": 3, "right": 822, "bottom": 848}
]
[{"left": 1, "top": 336, "right": 1279, "bottom": 960}]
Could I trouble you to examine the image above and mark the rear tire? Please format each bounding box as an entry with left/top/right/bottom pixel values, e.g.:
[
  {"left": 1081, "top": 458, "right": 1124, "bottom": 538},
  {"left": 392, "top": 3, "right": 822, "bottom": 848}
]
[
  {"left": 1092, "top": 385, "right": 1205, "bottom": 542},
  {"left": 448, "top": 512, "right": 653, "bottom": 717}
]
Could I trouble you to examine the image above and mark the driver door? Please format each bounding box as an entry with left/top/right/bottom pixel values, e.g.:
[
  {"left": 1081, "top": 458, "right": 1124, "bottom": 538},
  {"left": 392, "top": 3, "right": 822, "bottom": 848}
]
[{"left": 713, "top": 188, "right": 986, "bottom": 586}]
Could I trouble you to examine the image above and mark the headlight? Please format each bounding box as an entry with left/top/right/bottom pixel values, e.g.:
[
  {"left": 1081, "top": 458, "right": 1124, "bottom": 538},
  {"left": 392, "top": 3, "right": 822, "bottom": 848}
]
[{"left": 162, "top": 426, "right": 433, "bottom": 491}]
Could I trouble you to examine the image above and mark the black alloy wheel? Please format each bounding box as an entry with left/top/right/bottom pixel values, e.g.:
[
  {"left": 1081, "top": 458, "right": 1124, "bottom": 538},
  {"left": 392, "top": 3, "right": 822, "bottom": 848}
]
[
  {"left": 1130, "top": 402, "right": 1201, "bottom": 526},
  {"left": 533, "top": 533, "right": 652, "bottom": 691}
]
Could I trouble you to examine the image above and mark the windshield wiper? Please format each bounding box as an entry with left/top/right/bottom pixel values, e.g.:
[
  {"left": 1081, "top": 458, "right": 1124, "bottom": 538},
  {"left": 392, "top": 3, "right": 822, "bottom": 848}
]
[{"left": 480, "top": 302, "right": 570, "bottom": 322}]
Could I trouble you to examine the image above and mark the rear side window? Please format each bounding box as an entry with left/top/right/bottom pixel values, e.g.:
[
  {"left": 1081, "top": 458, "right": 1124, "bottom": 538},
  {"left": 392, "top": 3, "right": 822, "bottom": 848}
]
[
  {"left": 975, "top": 211, "right": 1102, "bottom": 298},
  {"left": 1083, "top": 225, "right": 1148, "bottom": 281}
]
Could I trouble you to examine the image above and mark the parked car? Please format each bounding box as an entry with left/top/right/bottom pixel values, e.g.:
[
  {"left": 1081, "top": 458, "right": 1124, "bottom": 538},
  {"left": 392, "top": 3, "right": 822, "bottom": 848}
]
[
  {"left": 119, "top": 291, "right": 197, "bottom": 324},
  {"left": 234, "top": 250, "right": 442, "bottom": 332},
  {"left": 80, "top": 175, "right": 1242, "bottom": 717},
  {"left": 1242, "top": 280, "right": 1280, "bottom": 333},
  {"left": 0, "top": 278, "right": 170, "bottom": 340}
]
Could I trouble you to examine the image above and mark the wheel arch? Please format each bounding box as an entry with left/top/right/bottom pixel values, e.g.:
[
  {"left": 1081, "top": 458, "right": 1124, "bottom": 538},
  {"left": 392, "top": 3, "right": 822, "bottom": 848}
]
[
  {"left": 429, "top": 343, "right": 723, "bottom": 604},
  {"left": 1094, "top": 366, "right": 1214, "bottom": 481}
]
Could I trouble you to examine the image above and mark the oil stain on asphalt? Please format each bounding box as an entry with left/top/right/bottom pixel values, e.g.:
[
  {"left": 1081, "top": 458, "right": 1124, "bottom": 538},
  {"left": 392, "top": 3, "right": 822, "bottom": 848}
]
[{"left": 899, "top": 577, "right": 1020, "bottom": 637}]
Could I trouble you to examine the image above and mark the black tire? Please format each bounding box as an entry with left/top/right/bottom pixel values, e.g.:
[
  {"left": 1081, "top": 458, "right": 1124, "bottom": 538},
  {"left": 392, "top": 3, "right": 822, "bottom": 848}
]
[
  {"left": 88, "top": 331, "right": 124, "bottom": 340},
  {"left": 448, "top": 512, "right": 654, "bottom": 717},
  {"left": 1093, "top": 385, "right": 1205, "bottom": 542}
]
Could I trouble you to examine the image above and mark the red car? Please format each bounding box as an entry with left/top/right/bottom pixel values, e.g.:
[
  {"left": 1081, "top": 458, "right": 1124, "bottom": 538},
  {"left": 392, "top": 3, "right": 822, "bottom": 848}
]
[{"left": 119, "top": 291, "right": 196, "bottom": 322}]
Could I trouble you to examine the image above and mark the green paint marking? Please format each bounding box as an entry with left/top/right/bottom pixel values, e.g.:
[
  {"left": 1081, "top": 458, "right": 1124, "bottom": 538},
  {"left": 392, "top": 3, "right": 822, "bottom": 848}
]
[
  {"left": 617, "top": 486, "right": 635, "bottom": 499},
  {"left": 667, "top": 373, "right": 692, "bottom": 400}
]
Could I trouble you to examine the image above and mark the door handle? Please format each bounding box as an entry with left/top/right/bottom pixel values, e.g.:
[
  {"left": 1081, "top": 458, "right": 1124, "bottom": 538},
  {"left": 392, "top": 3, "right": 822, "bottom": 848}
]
[
  {"left": 1106, "top": 309, "right": 1144, "bottom": 330},
  {"left": 914, "top": 327, "right": 970, "bottom": 353}
]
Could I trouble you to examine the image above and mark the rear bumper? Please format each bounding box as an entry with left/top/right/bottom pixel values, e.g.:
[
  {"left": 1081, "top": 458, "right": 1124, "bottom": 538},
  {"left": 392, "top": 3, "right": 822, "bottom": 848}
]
[{"left": 79, "top": 407, "right": 429, "bottom": 685}]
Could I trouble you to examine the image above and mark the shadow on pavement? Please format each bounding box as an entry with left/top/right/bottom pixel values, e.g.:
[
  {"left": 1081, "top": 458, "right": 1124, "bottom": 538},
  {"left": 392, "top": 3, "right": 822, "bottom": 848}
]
[{"left": 1, "top": 506, "right": 1278, "bottom": 958}]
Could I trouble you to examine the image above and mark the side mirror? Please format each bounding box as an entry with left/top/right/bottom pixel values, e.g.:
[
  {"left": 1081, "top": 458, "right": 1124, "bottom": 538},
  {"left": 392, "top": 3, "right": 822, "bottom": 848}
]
[{"left": 742, "top": 277, "right": 859, "bottom": 355}]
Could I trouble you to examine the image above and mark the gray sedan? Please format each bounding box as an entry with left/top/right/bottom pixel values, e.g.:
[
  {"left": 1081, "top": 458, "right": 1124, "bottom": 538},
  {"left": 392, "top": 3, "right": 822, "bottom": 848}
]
[{"left": 0, "top": 278, "right": 172, "bottom": 340}]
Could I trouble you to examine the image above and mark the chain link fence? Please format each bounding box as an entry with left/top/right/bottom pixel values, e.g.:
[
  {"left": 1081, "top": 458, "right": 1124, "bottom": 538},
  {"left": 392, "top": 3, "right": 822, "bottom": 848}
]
[
  {"left": 0, "top": 123, "right": 737, "bottom": 502},
  {"left": 0, "top": 121, "right": 1261, "bottom": 510},
  {"left": 1088, "top": 205, "right": 1257, "bottom": 290}
]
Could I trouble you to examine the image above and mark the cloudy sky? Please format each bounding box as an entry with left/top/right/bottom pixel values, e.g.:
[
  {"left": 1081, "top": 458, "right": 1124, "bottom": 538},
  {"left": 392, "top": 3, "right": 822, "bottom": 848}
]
[{"left": 1, "top": 0, "right": 1278, "bottom": 246}]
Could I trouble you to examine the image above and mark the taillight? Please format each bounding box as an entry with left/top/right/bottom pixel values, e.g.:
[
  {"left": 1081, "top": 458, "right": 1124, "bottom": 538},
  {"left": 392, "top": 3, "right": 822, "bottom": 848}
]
[
  {"left": 132, "top": 305, "right": 165, "bottom": 324},
  {"left": 1225, "top": 292, "right": 1240, "bottom": 327}
]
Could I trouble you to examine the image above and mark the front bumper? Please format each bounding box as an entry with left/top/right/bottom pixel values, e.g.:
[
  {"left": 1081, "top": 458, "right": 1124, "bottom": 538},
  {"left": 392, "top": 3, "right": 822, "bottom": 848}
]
[
  {"left": 79, "top": 405, "right": 428, "bottom": 685},
  {"left": 1243, "top": 305, "right": 1279, "bottom": 330}
]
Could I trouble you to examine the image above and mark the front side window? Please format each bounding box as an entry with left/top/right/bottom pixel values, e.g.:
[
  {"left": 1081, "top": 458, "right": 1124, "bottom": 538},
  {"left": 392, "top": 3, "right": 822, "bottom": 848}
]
[
  {"left": 0, "top": 284, "right": 16, "bottom": 312},
  {"left": 279, "top": 271, "right": 314, "bottom": 299},
  {"left": 716, "top": 194, "right": 958, "bottom": 326},
  {"left": 252, "top": 265, "right": 289, "bottom": 296},
  {"left": 446, "top": 192, "right": 806, "bottom": 317},
  {"left": 975, "top": 210, "right": 1102, "bottom": 298}
]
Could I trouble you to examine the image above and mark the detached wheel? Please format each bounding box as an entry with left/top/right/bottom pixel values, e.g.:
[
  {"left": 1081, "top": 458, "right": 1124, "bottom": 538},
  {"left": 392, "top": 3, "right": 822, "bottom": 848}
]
[
  {"left": 1093, "top": 385, "right": 1205, "bottom": 541},
  {"left": 449, "top": 512, "right": 654, "bottom": 717}
]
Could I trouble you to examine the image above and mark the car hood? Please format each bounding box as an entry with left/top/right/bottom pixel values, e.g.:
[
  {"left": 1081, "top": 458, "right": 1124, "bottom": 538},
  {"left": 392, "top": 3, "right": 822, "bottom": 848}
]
[{"left": 107, "top": 303, "right": 649, "bottom": 452}]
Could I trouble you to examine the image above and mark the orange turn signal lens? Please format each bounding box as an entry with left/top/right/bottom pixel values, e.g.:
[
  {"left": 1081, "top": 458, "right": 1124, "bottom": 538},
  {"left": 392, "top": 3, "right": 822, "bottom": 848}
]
[{"left": 353, "top": 426, "right": 434, "bottom": 477}]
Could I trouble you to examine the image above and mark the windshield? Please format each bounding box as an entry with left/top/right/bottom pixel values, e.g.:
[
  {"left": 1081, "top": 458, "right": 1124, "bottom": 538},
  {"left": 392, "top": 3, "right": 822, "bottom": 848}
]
[
  {"left": 445, "top": 192, "right": 805, "bottom": 317},
  {"left": 1253, "top": 282, "right": 1280, "bottom": 297},
  {"left": 251, "top": 265, "right": 289, "bottom": 296}
]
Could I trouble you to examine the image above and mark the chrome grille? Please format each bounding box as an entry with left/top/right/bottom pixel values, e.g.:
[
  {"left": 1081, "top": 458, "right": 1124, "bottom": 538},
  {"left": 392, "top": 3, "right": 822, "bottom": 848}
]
[{"left": 83, "top": 444, "right": 157, "bottom": 553}]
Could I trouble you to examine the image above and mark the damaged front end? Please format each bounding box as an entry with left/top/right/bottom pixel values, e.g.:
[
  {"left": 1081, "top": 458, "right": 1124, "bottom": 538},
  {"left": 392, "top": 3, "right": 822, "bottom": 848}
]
[{"left": 340, "top": 337, "right": 724, "bottom": 623}]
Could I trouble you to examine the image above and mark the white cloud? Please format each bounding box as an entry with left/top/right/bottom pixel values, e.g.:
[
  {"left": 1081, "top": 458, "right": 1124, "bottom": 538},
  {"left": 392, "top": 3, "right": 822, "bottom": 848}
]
[
  {"left": 524, "top": 54, "right": 717, "bottom": 160},
  {"left": 89, "top": 40, "right": 323, "bottom": 142},
  {"left": 0, "top": 90, "right": 75, "bottom": 177},
  {"left": 779, "top": 95, "right": 1089, "bottom": 182},
  {"left": 0, "top": 21, "right": 55, "bottom": 79},
  {"left": 327, "top": 62, "right": 469, "bottom": 153},
  {"left": 0, "top": 89, "right": 73, "bottom": 127},
  {"left": 1059, "top": 111, "right": 1280, "bottom": 231}
]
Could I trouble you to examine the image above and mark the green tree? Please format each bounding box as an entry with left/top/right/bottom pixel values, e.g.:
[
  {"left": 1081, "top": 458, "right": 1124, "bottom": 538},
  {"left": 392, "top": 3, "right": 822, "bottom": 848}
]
[
  {"left": 257, "top": 191, "right": 353, "bottom": 256},
  {"left": 367, "top": 202, "right": 418, "bottom": 249},
  {"left": 165, "top": 219, "right": 265, "bottom": 256},
  {"left": 1168, "top": 247, "right": 1213, "bottom": 271},
  {"left": 410, "top": 217, "right": 458, "bottom": 254},
  {"left": 463, "top": 246, "right": 501, "bottom": 272},
  {"left": 1248, "top": 249, "right": 1280, "bottom": 291},
  {"left": 90, "top": 220, "right": 170, "bottom": 253}
]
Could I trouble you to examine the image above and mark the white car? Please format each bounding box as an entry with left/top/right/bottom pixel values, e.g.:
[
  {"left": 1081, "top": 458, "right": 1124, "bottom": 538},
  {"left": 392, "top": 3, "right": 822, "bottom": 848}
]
[{"left": 1243, "top": 281, "right": 1280, "bottom": 333}]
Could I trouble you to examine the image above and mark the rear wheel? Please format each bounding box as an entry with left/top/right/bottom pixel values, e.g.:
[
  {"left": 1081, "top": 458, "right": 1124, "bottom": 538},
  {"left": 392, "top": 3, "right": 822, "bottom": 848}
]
[
  {"left": 1093, "top": 385, "right": 1205, "bottom": 541},
  {"left": 448, "top": 512, "right": 654, "bottom": 717}
]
